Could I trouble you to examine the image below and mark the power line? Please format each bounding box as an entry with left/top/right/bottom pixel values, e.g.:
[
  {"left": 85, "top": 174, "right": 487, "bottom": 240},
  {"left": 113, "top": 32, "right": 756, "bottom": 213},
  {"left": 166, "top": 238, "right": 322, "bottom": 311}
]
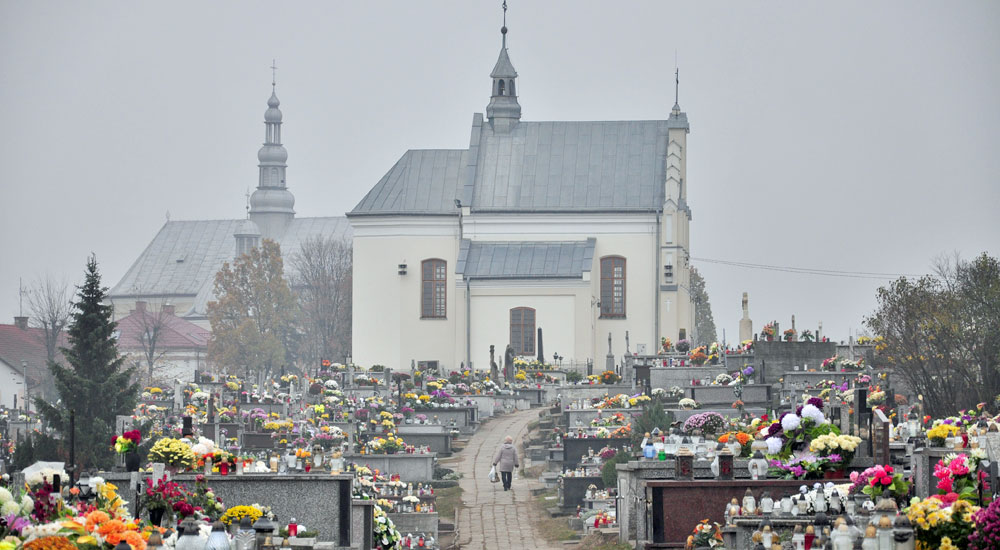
[{"left": 691, "top": 256, "right": 924, "bottom": 280}]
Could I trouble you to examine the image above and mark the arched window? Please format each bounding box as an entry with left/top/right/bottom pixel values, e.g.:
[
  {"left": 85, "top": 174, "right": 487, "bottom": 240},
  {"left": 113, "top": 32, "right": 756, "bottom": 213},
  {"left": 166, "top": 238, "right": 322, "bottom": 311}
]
[
  {"left": 600, "top": 256, "right": 626, "bottom": 318},
  {"left": 510, "top": 307, "right": 535, "bottom": 355},
  {"left": 508, "top": 80, "right": 515, "bottom": 96},
  {"left": 497, "top": 79, "right": 505, "bottom": 96},
  {"left": 421, "top": 259, "right": 447, "bottom": 318}
]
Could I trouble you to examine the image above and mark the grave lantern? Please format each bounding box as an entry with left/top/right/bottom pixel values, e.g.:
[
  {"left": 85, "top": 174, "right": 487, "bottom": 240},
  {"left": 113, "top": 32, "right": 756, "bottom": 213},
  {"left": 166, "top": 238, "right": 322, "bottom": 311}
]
[
  {"left": 675, "top": 447, "right": 694, "bottom": 480},
  {"left": 906, "top": 409, "right": 921, "bottom": 436},
  {"left": 748, "top": 450, "right": 768, "bottom": 480},
  {"left": 716, "top": 446, "right": 734, "bottom": 480},
  {"left": 175, "top": 518, "right": 201, "bottom": 550},
  {"left": 253, "top": 516, "right": 278, "bottom": 550}
]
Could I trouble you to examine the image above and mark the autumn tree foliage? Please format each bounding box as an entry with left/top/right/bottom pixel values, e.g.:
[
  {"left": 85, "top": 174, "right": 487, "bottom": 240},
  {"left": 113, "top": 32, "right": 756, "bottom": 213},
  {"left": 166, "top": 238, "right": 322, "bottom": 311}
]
[
  {"left": 207, "top": 239, "right": 298, "bottom": 377},
  {"left": 866, "top": 252, "right": 1000, "bottom": 416}
]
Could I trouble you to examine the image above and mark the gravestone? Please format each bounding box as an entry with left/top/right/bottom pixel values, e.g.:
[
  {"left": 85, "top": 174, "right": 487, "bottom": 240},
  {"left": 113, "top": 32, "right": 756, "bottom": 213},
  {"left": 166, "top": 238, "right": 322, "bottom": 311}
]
[
  {"left": 871, "top": 409, "right": 891, "bottom": 466},
  {"left": 173, "top": 380, "right": 183, "bottom": 410}
]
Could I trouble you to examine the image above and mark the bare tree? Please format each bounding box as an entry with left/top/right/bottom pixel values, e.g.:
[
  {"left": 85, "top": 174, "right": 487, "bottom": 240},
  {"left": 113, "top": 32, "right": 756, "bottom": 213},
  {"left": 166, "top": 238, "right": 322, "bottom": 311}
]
[
  {"left": 290, "top": 236, "right": 353, "bottom": 369},
  {"left": 133, "top": 301, "right": 171, "bottom": 386},
  {"left": 26, "top": 276, "right": 72, "bottom": 399}
]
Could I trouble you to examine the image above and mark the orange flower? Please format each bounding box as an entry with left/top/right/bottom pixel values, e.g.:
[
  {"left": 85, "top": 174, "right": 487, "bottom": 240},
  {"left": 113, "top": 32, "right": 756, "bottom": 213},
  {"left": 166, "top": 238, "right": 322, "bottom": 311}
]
[
  {"left": 735, "top": 432, "right": 751, "bottom": 445},
  {"left": 85, "top": 510, "right": 111, "bottom": 532},
  {"left": 97, "top": 519, "right": 127, "bottom": 537},
  {"left": 24, "top": 536, "right": 76, "bottom": 550},
  {"left": 122, "top": 529, "right": 148, "bottom": 550},
  {"left": 717, "top": 433, "right": 730, "bottom": 443}
]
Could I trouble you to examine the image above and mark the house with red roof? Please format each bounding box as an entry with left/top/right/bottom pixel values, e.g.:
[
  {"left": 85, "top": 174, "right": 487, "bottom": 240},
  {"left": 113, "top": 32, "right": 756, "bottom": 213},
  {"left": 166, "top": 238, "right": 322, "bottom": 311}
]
[
  {"left": 115, "top": 301, "right": 210, "bottom": 384},
  {"left": 0, "top": 317, "right": 66, "bottom": 409}
]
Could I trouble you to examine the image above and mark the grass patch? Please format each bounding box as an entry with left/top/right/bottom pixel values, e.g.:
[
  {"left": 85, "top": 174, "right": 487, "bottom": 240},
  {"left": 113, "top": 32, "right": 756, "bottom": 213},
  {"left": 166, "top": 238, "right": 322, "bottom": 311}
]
[
  {"left": 577, "top": 532, "right": 631, "bottom": 550},
  {"left": 433, "top": 485, "right": 463, "bottom": 520},
  {"left": 521, "top": 464, "right": 545, "bottom": 479},
  {"left": 530, "top": 488, "right": 577, "bottom": 542}
]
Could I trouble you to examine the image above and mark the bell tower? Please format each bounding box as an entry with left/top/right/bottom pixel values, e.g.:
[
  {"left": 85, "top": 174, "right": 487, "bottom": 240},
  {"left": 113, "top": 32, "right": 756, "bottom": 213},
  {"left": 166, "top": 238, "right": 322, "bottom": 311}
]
[
  {"left": 485, "top": 2, "right": 521, "bottom": 133},
  {"left": 249, "top": 62, "right": 295, "bottom": 239}
]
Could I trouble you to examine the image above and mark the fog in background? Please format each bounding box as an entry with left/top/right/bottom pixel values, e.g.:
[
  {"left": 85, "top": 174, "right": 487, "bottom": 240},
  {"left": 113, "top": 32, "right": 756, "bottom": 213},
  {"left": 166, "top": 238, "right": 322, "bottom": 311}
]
[{"left": 2, "top": 1, "right": 998, "bottom": 344}]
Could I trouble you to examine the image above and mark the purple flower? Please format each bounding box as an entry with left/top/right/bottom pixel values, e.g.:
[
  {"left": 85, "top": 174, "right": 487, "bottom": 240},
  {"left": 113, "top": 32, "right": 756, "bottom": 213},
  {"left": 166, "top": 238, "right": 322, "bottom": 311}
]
[
  {"left": 742, "top": 367, "right": 754, "bottom": 376},
  {"left": 4, "top": 514, "right": 30, "bottom": 535},
  {"left": 807, "top": 397, "right": 824, "bottom": 410},
  {"left": 795, "top": 405, "right": 804, "bottom": 416},
  {"left": 790, "top": 466, "right": 806, "bottom": 477},
  {"left": 827, "top": 453, "right": 843, "bottom": 463}
]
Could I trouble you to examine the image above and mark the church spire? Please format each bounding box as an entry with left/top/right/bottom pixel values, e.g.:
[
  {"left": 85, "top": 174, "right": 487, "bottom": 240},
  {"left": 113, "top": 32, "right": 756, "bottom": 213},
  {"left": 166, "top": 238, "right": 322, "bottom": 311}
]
[
  {"left": 667, "top": 66, "right": 689, "bottom": 131},
  {"left": 486, "top": 1, "right": 521, "bottom": 132},
  {"left": 249, "top": 62, "right": 295, "bottom": 239}
]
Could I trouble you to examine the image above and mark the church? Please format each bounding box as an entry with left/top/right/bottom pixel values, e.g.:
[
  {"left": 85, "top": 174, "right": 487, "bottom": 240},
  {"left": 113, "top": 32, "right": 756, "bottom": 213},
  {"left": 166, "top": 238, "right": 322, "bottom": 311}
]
[
  {"left": 110, "top": 80, "right": 351, "bottom": 325},
  {"left": 348, "top": 22, "right": 695, "bottom": 372}
]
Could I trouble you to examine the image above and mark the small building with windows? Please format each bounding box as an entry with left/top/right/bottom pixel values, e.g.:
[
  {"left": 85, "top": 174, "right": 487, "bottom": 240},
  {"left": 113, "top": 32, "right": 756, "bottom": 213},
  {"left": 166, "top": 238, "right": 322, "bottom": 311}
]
[{"left": 348, "top": 25, "right": 694, "bottom": 371}]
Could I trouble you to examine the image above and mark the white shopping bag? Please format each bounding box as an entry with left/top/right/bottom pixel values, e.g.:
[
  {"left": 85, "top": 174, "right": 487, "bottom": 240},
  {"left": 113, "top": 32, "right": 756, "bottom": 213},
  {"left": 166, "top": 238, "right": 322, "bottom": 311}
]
[{"left": 488, "top": 465, "right": 499, "bottom": 483}]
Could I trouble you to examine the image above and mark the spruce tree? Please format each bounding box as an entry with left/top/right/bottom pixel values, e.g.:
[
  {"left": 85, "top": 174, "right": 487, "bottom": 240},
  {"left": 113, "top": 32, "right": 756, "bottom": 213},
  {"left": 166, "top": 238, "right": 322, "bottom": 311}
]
[{"left": 36, "top": 255, "right": 140, "bottom": 470}]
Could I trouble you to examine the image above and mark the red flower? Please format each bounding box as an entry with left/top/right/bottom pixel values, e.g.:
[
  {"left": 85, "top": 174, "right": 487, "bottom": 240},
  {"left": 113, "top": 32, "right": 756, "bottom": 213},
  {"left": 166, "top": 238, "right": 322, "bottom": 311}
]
[
  {"left": 880, "top": 476, "right": 892, "bottom": 486},
  {"left": 123, "top": 430, "right": 142, "bottom": 443}
]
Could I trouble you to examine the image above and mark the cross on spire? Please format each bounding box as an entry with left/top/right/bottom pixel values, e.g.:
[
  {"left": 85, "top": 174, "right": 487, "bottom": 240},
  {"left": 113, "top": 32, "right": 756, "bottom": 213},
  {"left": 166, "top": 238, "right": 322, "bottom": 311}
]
[
  {"left": 271, "top": 59, "right": 277, "bottom": 88},
  {"left": 675, "top": 67, "right": 679, "bottom": 107},
  {"left": 245, "top": 188, "right": 251, "bottom": 218},
  {"left": 501, "top": 1, "right": 508, "bottom": 47}
]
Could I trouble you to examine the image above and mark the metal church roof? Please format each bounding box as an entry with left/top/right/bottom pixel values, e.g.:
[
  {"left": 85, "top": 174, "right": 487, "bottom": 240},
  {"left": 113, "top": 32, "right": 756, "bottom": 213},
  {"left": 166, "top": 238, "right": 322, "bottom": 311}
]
[
  {"left": 350, "top": 119, "right": 671, "bottom": 216},
  {"left": 111, "top": 217, "right": 351, "bottom": 317},
  {"left": 456, "top": 238, "right": 596, "bottom": 279}
]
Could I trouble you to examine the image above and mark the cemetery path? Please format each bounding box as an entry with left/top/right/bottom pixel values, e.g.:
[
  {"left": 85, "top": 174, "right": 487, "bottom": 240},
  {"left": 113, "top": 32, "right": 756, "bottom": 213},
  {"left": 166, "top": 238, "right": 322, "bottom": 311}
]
[{"left": 449, "top": 408, "right": 560, "bottom": 550}]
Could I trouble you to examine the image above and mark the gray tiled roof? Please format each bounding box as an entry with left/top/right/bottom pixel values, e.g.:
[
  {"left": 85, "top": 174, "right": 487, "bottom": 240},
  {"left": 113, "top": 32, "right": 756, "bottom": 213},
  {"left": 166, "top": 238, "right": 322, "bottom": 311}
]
[
  {"left": 472, "top": 120, "right": 667, "bottom": 211},
  {"left": 350, "top": 149, "right": 468, "bottom": 215},
  {"left": 111, "top": 217, "right": 352, "bottom": 316},
  {"left": 350, "top": 119, "right": 670, "bottom": 216},
  {"left": 456, "top": 238, "right": 596, "bottom": 279}
]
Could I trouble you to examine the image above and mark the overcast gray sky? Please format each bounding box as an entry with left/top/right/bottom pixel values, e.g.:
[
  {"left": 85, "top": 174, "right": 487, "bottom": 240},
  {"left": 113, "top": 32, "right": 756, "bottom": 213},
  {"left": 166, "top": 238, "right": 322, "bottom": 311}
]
[{"left": 2, "top": 1, "right": 998, "bottom": 344}]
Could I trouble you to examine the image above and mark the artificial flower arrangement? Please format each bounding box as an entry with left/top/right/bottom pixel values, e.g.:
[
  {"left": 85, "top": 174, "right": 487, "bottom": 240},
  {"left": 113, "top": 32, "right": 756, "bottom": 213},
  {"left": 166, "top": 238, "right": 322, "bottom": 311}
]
[
  {"left": 934, "top": 451, "right": 989, "bottom": 504},
  {"left": 848, "top": 465, "right": 910, "bottom": 504},
  {"left": 678, "top": 398, "right": 700, "bottom": 410},
  {"left": 906, "top": 496, "right": 979, "bottom": 550},
  {"left": 600, "top": 370, "right": 622, "bottom": 384},
  {"left": 688, "top": 348, "right": 709, "bottom": 365},
  {"left": 762, "top": 398, "right": 861, "bottom": 479},
  {"left": 682, "top": 412, "right": 726, "bottom": 436},
  {"left": 675, "top": 339, "right": 691, "bottom": 353},
  {"left": 24, "top": 468, "right": 69, "bottom": 489},
  {"left": 713, "top": 373, "right": 733, "bottom": 386},
  {"left": 820, "top": 355, "right": 865, "bottom": 372},
  {"left": 110, "top": 431, "right": 142, "bottom": 455},
  {"left": 660, "top": 337, "right": 672, "bottom": 353},
  {"left": 783, "top": 328, "right": 796, "bottom": 341},
  {"left": 969, "top": 497, "right": 1000, "bottom": 550},
  {"left": 147, "top": 437, "right": 196, "bottom": 471},
  {"left": 686, "top": 519, "right": 724, "bottom": 549},
  {"left": 220, "top": 504, "right": 267, "bottom": 526},
  {"left": 591, "top": 412, "right": 628, "bottom": 427},
  {"left": 716, "top": 432, "right": 753, "bottom": 457},
  {"left": 927, "top": 423, "right": 960, "bottom": 446},
  {"left": 760, "top": 323, "right": 776, "bottom": 341}
]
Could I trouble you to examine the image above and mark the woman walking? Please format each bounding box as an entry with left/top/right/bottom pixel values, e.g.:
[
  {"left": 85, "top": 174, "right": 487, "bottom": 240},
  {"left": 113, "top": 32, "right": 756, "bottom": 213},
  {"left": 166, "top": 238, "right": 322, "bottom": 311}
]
[{"left": 492, "top": 435, "right": 519, "bottom": 491}]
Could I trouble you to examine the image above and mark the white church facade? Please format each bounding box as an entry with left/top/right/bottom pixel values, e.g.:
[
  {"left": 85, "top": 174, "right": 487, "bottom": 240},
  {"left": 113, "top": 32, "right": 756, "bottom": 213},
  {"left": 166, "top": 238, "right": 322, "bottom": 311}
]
[{"left": 349, "top": 25, "right": 695, "bottom": 372}]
